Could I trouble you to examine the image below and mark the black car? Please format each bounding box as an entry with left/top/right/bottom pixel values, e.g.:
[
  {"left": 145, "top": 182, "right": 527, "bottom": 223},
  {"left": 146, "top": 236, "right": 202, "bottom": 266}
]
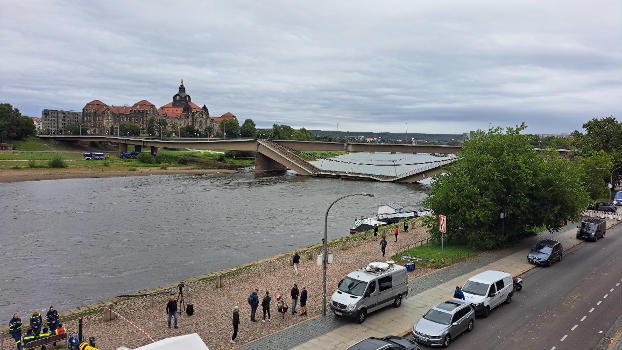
[
  {"left": 347, "top": 336, "right": 420, "bottom": 350},
  {"left": 588, "top": 202, "right": 617, "bottom": 213},
  {"left": 577, "top": 218, "right": 606, "bottom": 241},
  {"left": 527, "top": 239, "right": 563, "bottom": 266}
]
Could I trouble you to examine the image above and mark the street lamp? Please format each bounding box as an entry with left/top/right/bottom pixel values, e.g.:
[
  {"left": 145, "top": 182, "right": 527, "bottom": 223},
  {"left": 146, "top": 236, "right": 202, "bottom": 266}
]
[{"left": 322, "top": 193, "right": 375, "bottom": 316}]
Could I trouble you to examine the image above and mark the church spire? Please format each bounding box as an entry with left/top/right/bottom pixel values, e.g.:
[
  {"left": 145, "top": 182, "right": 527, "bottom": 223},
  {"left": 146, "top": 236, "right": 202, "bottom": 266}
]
[{"left": 181, "top": 78, "right": 184, "bottom": 86}]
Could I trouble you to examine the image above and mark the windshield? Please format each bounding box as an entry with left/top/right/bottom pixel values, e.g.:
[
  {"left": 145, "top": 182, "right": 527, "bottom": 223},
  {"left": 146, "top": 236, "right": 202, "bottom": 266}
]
[
  {"left": 423, "top": 309, "right": 452, "bottom": 325},
  {"left": 338, "top": 277, "right": 367, "bottom": 296},
  {"left": 532, "top": 245, "right": 552, "bottom": 254},
  {"left": 581, "top": 222, "right": 598, "bottom": 232},
  {"left": 615, "top": 192, "right": 622, "bottom": 200},
  {"left": 462, "top": 280, "right": 489, "bottom": 296}
]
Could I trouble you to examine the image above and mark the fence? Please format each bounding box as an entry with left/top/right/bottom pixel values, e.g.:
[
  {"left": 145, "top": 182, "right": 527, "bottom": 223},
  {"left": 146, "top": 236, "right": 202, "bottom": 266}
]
[{"left": 582, "top": 210, "right": 622, "bottom": 221}]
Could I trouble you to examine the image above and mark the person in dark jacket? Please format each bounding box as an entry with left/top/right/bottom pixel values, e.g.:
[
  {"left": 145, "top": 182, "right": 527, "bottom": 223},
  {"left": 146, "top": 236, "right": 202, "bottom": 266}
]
[
  {"left": 299, "top": 286, "right": 308, "bottom": 316},
  {"left": 166, "top": 295, "right": 178, "bottom": 328},
  {"left": 23, "top": 329, "right": 36, "bottom": 345},
  {"left": 373, "top": 225, "right": 379, "bottom": 240},
  {"left": 404, "top": 220, "right": 409, "bottom": 232},
  {"left": 291, "top": 283, "right": 299, "bottom": 314},
  {"left": 30, "top": 311, "right": 42, "bottom": 337},
  {"left": 9, "top": 313, "right": 23, "bottom": 350},
  {"left": 262, "top": 291, "right": 271, "bottom": 322},
  {"left": 231, "top": 306, "right": 240, "bottom": 343},
  {"left": 453, "top": 286, "right": 465, "bottom": 300},
  {"left": 380, "top": 237, "right": 388, "bottom": 257},
  {"left": 293, "top": 252, "right": 300, "bottom": 275},
  {"left": 248, "top": 289, "right": 259, "bottom": 322},
  {"left": 46, "top": 306, "right": 59, "bottom": 334}
]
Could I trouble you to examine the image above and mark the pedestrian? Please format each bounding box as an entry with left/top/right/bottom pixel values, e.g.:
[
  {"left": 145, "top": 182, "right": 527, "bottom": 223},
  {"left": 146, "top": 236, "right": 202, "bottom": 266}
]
[
  {"left": 299, "top": 286, "right": 308, "bottom": 316},
  {"left": 248, "top": 289, "right": 259, "bottom": 322},
  {"left": 9, "top": 313, "right": 23, "bottom": 350},
  {"left": 166, "top": 294, "right": 178, "bottom": 329},
  {"left": 46, "top": 306, "right": 59, "bottom": 335},
  {"left": 373, "top": 225, "right": 379, "bottom": 240},
  {"left": 453, "top": 286, "right": 465, "bottom": 300},
  {"left": 404, "top": 220, "right": 409, "bottom": 232},
  {"left": 276, "top": 295, "right": 287, "bottom": 319},
  {"left": 293, "top": 252, "right": 300, "bottom": 275},
  {"left": 39, "top": 327, "right": 51, "bottom": 349},
  {"left": 262, "top": 290, "right": 271, "bottom": 322},
  {"left": 30, "top": 310, "right": 42, "bottom": 338},
  {"left": 291, "top": 283, "right": 299, "bottom": 314},
  {"left": 231, "top": 306, "right": 239, "bottom": 343},
  {"left": 380, "top": 237, "right": 388, "bottom": 257},
  {"left": 23, "top": 329, "right": 36, "bottom": 346},
  {"left": 394, "top": 226, "right": 399, "bottom": 242},
  {"left": 54, "top": 324, "right": 66, "bottom": 335}
]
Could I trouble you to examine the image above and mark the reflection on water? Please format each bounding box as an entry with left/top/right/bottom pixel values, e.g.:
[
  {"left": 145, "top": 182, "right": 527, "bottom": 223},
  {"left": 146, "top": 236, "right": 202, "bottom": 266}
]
[{"left": 0, "top": 162, "right": 430, "bottom": 316}]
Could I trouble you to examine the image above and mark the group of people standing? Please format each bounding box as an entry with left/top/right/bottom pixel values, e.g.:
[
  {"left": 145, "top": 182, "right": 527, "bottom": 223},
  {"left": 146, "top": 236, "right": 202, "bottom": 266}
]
[
  {"left": 377, "top": 220, "right": 410, "bottom": 257},
  {"left": 8, "top": 307, "right": 64, "bottom": 350}
]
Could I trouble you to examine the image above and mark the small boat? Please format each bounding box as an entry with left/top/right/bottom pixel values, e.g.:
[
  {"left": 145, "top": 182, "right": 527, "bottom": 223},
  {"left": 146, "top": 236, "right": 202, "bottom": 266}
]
[{"left": 349, "top": 204, "right": 429, "bottom": 235}]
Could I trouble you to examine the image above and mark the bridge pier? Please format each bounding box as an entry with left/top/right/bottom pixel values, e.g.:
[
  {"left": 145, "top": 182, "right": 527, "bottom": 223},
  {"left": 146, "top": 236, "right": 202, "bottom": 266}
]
[
  {"left": 118, "top": 143, "right": 127, "bottom": 155},
  {"left": 150, "top": 146, "right": 159, "bottom": 156},
  {"left": 135, "top": 145, "right": 142, "bottom": 153},
  {"left": 254, "top": 153, "right": 287, "bottom": 173}
]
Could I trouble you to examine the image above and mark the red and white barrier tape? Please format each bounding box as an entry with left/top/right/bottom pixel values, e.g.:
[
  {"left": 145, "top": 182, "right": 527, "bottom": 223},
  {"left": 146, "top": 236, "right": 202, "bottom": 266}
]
[
  {"left": 107, "top": 306, "right": 155, "bottom": 342},
  {"left": 582, "top": 210, "right": 622, "bottom": 220}
]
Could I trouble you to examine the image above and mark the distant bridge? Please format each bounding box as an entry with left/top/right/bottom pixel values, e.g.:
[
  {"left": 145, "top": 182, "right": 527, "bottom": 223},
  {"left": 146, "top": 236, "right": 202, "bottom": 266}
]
[{"left": 39, "top": 135, "right": 460, "bottom": 183}]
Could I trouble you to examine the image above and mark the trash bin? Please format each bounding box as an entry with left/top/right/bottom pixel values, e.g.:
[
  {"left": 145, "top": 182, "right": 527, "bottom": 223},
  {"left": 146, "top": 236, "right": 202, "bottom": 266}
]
[{"left": 405, "top": 262, "right": 415, "bottom": 272}]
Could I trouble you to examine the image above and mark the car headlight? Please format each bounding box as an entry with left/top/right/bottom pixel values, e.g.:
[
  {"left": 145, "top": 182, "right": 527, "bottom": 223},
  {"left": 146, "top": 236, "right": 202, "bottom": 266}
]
[{"left": 346, "top": 303, "right": 356, "bottom": 311}]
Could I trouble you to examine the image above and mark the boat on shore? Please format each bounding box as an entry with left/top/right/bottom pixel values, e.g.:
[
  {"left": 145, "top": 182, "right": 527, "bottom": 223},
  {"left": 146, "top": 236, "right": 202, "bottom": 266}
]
[{"left": 349, "top": 204, "right": 431, "bottom": 234}]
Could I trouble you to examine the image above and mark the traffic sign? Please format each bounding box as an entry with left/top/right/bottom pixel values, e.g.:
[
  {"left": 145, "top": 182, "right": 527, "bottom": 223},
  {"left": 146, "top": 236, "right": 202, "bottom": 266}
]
[{"left": 439, "top": 215, "right": 446, "bottom": 233}]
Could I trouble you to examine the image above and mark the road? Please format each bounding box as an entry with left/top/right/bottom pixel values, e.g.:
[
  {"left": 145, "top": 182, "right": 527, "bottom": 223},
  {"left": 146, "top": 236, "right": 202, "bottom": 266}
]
[{"left": 418, "top": 223, "right": 622, "bottom": 350}]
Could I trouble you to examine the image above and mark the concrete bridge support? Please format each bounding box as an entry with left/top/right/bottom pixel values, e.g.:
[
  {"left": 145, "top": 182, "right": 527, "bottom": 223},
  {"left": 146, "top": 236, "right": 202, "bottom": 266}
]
[
  {"left": 118, "top": 143, "right": 127, "bottom": 155},
  {"left": 254, "top": 153, "right": 287, "bottom": 172},
  {"left": 150, "top": 146, "right": 159, "bottom": 156}
]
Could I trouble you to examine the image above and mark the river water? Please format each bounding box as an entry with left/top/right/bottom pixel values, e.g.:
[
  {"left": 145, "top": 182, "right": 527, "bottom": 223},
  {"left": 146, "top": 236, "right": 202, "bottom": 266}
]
[{"left": 0, "top": 152, "right": 442, "bottom": 317}]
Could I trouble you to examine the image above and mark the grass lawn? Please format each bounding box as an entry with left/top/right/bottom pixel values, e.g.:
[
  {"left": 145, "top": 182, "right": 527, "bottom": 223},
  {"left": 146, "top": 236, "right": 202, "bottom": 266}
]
[
  {"left": 0, "top": 152, "right": 83, "bottom": 160},
  {"left": 392, "top": 242, "right": 483, "bottom": 268},
  {"left": 10, "top": 137, "right": 72, "bottom": 151}
]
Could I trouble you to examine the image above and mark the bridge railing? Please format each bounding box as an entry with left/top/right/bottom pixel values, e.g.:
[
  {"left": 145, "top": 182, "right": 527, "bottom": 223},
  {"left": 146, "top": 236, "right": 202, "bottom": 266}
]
[{"left": 393, "top": 157, "right": 458, "bottom": 180}]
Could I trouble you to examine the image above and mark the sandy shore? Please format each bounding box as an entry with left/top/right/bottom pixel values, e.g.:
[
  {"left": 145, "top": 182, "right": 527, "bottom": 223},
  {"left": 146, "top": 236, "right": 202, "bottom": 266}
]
[
  {"left": 0, "top": 167, "right": 238, "bottom": 183},
  {"left": 44, "top": 221, "right": 429, "bottom": 350}
]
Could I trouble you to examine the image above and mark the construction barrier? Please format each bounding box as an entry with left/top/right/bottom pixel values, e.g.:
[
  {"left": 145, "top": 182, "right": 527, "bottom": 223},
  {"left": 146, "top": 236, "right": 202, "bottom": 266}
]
[{"left": 582, "top": 210, "right": 622, "bottom": 221}]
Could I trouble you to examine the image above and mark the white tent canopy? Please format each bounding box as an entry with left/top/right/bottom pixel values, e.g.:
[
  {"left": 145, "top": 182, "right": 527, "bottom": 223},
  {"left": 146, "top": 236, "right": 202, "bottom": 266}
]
[{"left": 119, "top": 333, "right": 209, "bottom": 350}]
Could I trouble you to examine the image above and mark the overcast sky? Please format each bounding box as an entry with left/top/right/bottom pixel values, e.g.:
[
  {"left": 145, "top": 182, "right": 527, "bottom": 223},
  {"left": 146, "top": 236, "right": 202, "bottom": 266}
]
[{"left": 1, "top": 0, "right": 620, "bottom": 133}]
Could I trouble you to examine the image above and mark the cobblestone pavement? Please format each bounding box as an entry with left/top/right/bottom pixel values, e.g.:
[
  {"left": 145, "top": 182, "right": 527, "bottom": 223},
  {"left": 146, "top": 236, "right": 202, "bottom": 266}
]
[{"left": 237, "top": 222, "right": 578, "bottom": 350}]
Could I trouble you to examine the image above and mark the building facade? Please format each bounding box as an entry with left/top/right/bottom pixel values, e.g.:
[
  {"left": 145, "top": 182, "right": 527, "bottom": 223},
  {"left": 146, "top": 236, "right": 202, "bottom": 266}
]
[{"left": 42, "top": 109, "right": 82, "bottom": 134}]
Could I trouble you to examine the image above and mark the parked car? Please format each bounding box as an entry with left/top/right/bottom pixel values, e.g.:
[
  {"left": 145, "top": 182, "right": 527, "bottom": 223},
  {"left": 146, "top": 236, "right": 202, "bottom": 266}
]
[
  {"left": 120, "top": 151, "right": 141, "bottom": 159},
  {"left": 613, "top": 192, "right": 622, "bottom": 206},
  {"left": 331, "top": 262, "right": 408, "bottom": 323},
  {"left": 347, "top": 336, "right": 420, "bottom": 350},
  {"left": 412, "top": 299, "right": 474, "bottom": 348},
  {"left": 527, "top": 239, "right": 563, "bottom": 266},
  {"left": 576, "top": 218, "right": 606, "bottom": 241},
  {"left": 588, "top": 202, "right": 617, "bottom": 213},
  {"left": 461, "top": 270, "right": 514, "bottom": 317}
]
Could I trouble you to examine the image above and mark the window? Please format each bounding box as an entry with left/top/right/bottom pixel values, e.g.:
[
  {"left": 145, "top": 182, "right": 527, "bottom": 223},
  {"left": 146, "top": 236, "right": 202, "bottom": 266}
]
[
  {"left": 488, "top": 284, "right": 496, "bottom": 296},
  {"left": 495, "top": 279, "right": 504, "bottom": 291},
  {"left": 366, "top": 281, "right": 376, "bottom": 295},
  {"left": 378, "top": 275, "right": 392, "bottom": 292}
]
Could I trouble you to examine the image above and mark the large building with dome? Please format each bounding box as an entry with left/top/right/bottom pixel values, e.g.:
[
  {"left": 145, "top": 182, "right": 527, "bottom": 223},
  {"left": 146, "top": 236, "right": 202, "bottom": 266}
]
[{"left": 82, "top": 80, "right": 237, "bottom": 135}]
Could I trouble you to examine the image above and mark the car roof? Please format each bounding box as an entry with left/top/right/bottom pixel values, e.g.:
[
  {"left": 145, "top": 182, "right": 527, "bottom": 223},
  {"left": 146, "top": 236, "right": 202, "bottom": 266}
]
[
  {"left": 468, "top": 270, "right": 511, "bottom": 283},
  {"left": 347, "top": 264, "right": 405, "bottom": 282},
  {"left": 434, "top": 300, "right": 468, "bottom": 312},
  {"left": 347, "top": 337, "right": 399, "bottom": 350}
]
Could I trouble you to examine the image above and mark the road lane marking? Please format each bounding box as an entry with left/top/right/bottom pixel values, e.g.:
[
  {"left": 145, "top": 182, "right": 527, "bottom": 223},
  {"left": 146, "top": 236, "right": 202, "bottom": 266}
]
[
  {"left": 571, "top": 324, "right": 578, "bottom": 331},
  {"left": 616, "top": 283, "right": 620, "bottom": 287},
  {"left": 604, "top": 294, "right": 608, "bottom": 299},
  {"left": 550, "top": 347, "right": 556, "bottom": 350},
  {"left": 561, "top": 335, "right": 568, "bottom": 342},
  {"left": 589, "top": 308, "right": 595, "bottom": 313},
  {"left": 597, "top": 300, "right": 602, "bottom": 306},
  {"left": 611, "top": 288, "right": 615, "bottom": 292},
  {"left": 580, "top": 316, "right": 586, "bottom": 322}
]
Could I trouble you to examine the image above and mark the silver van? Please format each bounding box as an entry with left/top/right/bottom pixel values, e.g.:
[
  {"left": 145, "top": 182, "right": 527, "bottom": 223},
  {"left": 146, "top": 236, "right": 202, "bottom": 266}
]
[
  {"left": 330, "top": 262, "right": 408, "bottom": 323},
  {"left": 461, "top": 270, "right": 513, "bottom": 317}
]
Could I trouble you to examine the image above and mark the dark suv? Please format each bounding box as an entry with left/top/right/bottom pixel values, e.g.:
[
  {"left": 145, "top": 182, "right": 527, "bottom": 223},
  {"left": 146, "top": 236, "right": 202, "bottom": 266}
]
[
  {"left": 588, "top": 202, "right": 617, "bottom": 213},
  {"left": 347, "top": 336, "right": 420, "bottom": 350},
  {"left": 577, "top": 218, "right": 606, "bottom": 241},
  {"left": 527, "top": 239, "right": 563, "bottom": 266}
]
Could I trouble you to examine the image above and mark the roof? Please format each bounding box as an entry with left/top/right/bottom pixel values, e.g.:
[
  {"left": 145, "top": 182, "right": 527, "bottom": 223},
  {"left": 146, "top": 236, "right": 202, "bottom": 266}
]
[
  {"left": 347, "top": 337, "right": 393, "bottom": 350},
  {"left": 435, "top": 300, "right": 468, "bottom": 312},
  {"left": 468, "top": 270, "right": 511, "bottom": 284},
  {"left": 348, "top": 263, "right": 405, "bottom": 282},
  {"left": 210, "top": 112, "right": 238, "bottom": 123},
  {"left": 84, "top": 100, "right": 108, "bottom": 112},
  {"left": 110, "top": 106, "right": 131, "bottom": 114},
  {"left": 158, "top": 101, "right": 202, "bottom": 117},
  {"left": 132, "top": 333, "right": 209, "bottom": 350},
  {"left": 536, "top": 239, "right": 559, "bottom": 247},
  {"left": 131, "top": 100, "right": 156, "bottom": 110}
]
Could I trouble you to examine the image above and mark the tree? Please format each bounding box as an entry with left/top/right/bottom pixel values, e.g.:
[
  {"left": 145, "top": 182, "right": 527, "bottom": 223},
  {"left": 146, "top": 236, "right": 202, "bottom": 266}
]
[
  {"left": 146, "top": 118, "right": 156, "bottom": 136},
  {"left": 203, "top": 125, "right": 214, "bottom": 138},
  {"left": 572, "top": 116, "right": 622, "bottom": 154},
  {"left": 180, "top": 125, "right": 199, "bottom": 137},
  {"left": 0, "top": 103, "right": 35, "bottom": 142},
  {"left": 119, "top": 123, "right": 140, "bottom": 136},
  {"left": 216, "top": 119, "right": 240, "bottom": 138},
  {"left": 576, "top": 150, "right": 614, "bottom": 201},
  {"left": 65, "top": 123, "right": 82, "bottom": 135},
  {"left": 423, "top": 124, "right": 591, "bottom": 249},
  {"left": 293, "top": 127, "right": 313, "bottom": 141},
  {"left": 240, "top": 119, "right": 257, "bottom": 138}
]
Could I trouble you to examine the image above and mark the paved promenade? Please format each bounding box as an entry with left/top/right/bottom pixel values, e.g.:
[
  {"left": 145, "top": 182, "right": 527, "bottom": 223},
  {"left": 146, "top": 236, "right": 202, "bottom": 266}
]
[{"left": 292, "top": 220, "right": 620, "bottom": 350}]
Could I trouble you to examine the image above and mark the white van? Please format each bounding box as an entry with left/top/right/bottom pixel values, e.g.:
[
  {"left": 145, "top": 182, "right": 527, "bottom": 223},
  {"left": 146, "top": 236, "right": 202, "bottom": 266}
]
[
  {"left": 330, "top": 262, "right": 408, "bottom": 323},
  {"left": 461, "top": 270, "right": 513, "bottom": 317}
]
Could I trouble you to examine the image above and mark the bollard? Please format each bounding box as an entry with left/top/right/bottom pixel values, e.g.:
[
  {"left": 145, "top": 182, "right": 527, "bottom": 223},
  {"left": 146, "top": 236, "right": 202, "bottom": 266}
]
[
  {"left": 216, "top": 274, "right": 222, "bottom": 289},
  {"left": 78, "top": 318, "right": 83, "bottom": 343}
]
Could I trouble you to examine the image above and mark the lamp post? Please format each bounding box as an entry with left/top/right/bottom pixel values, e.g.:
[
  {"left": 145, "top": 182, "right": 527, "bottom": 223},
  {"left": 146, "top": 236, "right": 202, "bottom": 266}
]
[{"left": 322, "top": 193, "right": 375, "bottom": 316}]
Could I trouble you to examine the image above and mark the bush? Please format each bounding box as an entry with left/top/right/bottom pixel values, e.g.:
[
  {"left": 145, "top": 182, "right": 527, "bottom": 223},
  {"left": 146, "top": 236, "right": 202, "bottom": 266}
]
[
  {"left": 224, "top": 150, "right": 255, "bottom": 158},
  {"left": 103, "top": 160, "right": 110, "bottom": 167},
  {"left": 48, "top": 155, "right": 67, "bottom": 168},
  {"left": 27, "top": 159, "right": 36, "bottom": 168},
  {"left": 136, "top": 153, "right": 155, "bottom": 164},
  {"left": 217, "top": 154, "right": 226, "bottom": 162},
  {"left": 128, "top": 167, "right": 137, "bottom": 171},
  {"left": 160, "top": 164, "right": 168, "bottom": 170},
  {"left": 154, "top": 153, "right": 178, "bottom": 164}
]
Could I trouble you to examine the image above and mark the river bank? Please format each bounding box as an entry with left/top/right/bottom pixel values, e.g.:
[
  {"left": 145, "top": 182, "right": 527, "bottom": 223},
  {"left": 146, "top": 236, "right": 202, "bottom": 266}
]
[
  {"left": 10, "top": 219, "right": 431, "bottom": 350},
  {"left": 0, "top": 167, "right": 239, "bottom": 183}
]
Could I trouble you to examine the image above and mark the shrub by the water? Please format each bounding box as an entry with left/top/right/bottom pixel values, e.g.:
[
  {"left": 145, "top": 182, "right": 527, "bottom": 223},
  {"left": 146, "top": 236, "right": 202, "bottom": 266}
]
[
  {"left": 48, "top": 155, "right": 67, "bottom": 168},
  {"left": 136, "top": 152, "right": 155, "bottom": 164},
  {"left": 27, "top": 159, "right": 36, "bottom": 168}
]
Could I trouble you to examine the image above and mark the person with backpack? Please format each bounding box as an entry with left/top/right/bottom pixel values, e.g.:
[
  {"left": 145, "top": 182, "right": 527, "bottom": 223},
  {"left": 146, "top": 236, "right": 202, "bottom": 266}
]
[
  {"left": 299, "top": 286, "right": 308, "bottom": 316},
  {"left": 276, "top": 295, "right": 287, "bottom": 319},
  {"left": 290, "top": 283, "right": 299, "bottom": 315},
  {"left": 380, "top": 237, "right": 388, "bottom": 257},
  {"left": 248, "top": 289, "right": 259, "bottom": 322},
  {"left": 293, "top": 252, "right": 300, "bottom": 275},
  {"left": 262, "top": 290, "right": 271, "bottom": 322},
  {"left": 231, "top": 306, "right": 240, "bottom": 344}
]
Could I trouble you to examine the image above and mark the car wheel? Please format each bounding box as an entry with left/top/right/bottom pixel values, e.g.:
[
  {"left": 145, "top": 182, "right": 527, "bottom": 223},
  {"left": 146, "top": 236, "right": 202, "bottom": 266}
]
[
  {"left": 467, "top": 319, "right": 474, "bottom": 332},
  {"left": 514, "top": 283, "right": 522, "bottom": 292},
  {"left": 483, "top": 306, "right": 490, "bottom": 318},
  {"left": 357, "top": 309, "right": 367, "bottom": 324},
  {"left": 393, "top": 295, "right": 402, "bottom": 308},
  {"left": 442, "top": 334, "right": 451, "bottom": 348},
  {"left": 505, "top": 294, "right": 512, "bottom": 304}
]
